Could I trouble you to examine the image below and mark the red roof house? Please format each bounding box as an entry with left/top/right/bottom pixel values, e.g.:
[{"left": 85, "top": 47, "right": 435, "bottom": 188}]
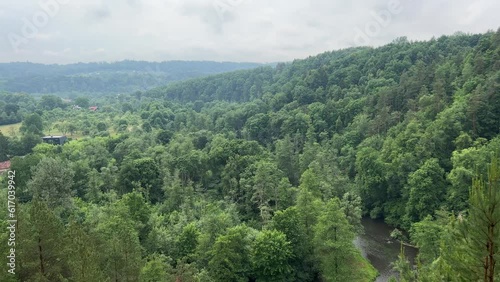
[
  {"left": 0, "top": 160, "right": 11, "bottom": 172},
  {"left": 89, "top": 106, "right": 98, "bottom": 111}
]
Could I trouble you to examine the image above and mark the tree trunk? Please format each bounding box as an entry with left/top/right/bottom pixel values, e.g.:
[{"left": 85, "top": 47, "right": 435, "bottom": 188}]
[
  {"left": 38, "top": 237, "right": 45, "bottom": 276},
  {"left": 487, "top": 223, "right": 495, "bottom": 282}
]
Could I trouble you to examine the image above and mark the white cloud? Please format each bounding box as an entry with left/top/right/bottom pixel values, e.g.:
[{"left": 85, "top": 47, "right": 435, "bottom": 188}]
[
  {"left": 33, "top": 32, "right": 60, "bottom": 40},
  {"left": 0, "top": 0, "right": 498, "bottom": 64},
  {"left": 42, "top": 50, "right": 60, "bottom": 56}
]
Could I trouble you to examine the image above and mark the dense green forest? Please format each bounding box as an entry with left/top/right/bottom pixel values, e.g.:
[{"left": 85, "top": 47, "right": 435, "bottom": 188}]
[
  {"left": 1, "top": 29, "right": 500, "bottom": 281},
  {"left": 0, "top": 61, "right": 262, "bottom": 95}
]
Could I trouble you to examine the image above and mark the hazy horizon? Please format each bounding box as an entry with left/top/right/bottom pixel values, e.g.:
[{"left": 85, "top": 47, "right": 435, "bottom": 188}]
[
  {"left": 1, "top": 0, "right": 499, "bottom": 64},
  {"left": 0, "top": 59, "right": 268, "bottom": 65}
]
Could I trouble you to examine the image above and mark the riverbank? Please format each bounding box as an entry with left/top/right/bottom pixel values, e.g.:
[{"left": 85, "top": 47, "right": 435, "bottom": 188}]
[
  {"left": 355, "top": 218, "right": 418, "bottom": 282},
  {"left": 352, "top": 251, "right": 379, "bottom": 282}
]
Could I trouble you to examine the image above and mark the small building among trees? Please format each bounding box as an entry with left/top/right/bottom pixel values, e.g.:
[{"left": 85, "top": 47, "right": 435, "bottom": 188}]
[
  {"left": 42, "top": 135, "right": 67, "bottom": 145},
  {"left": 0, "top": 160, "right": 10, "bottom": 173}
]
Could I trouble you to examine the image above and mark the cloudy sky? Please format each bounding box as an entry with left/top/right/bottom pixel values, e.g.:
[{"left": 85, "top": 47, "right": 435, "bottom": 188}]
[{"left": 0, "top": 0, "right": 499, "bottom": 64}]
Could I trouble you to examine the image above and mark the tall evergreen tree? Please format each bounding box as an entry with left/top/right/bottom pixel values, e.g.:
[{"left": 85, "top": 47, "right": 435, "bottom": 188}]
[
  {"left": 313, "top": 198, "right": 357, "bottom": 282},
  {"left": 447, "top": 156, "right": 500, "bottom": 281},
  {"left": 17, "top": 201, "right": 69, "bottom": 281}
]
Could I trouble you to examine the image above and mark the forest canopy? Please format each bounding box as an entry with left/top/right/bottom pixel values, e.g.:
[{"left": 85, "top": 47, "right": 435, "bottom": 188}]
[{"left": 1, "top": 29, "right": 500, "bottom": 281}]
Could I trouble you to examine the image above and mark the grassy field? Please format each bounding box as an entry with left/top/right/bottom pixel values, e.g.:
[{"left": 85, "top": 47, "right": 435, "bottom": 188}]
[
  {"left": 0, "top": 121, "right": 121, "bottom": 139},
  {"left": 0, "top": 122, "right": 22, "bottom": 136},
  {"left": 0, "top": 123, "right": 87, "bottom": 139},
  {"left": 46, "top": 132, "right": 86, "bottom": 139}
]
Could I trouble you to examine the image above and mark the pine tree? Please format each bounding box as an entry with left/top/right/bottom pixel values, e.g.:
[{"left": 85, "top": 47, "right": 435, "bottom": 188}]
[
  {"left": 65, "top": 221, "right": 106, "bottom": 282},
  {"left": 444, "top": 156, "right": 500, "bottom": 281},
  {"left": 97, "top": 216, "right": 143, "bottom": 281},
  {"left": 313, "top": 198, "right": 357, "bottom": 281},
  {"left": 17, "top": 201, "right": 69, "bottom": 281}
]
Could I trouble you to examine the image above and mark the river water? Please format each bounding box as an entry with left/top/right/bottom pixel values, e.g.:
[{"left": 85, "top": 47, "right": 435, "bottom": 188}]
[{"left": 354, "top": 218, "right": 418, "bottom": 282}]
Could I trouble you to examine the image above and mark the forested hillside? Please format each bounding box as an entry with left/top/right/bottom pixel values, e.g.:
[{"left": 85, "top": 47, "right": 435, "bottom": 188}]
[
  {"left": 0, "top": 61, "right": 262, "bottom": 95},
  {"left": 146, "top": 30, "right": 500, "bottom": 226},
  {"left": 1, "top": 29, "right": 500, "bottom": 281}
]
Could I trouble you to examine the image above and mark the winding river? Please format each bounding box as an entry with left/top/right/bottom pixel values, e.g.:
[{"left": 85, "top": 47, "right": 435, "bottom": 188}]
[{"left": 354, "top": 218, "right": 418, "bottom": 282}]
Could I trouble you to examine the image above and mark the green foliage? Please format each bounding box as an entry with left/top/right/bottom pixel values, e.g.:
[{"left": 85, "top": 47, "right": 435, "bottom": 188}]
[
  {"left": 20, "top": 113, "right": 43, "bottom": 136},
  {"left": 355, "top": 147, "right": 387, "bottom": 217},
  {"left": 271, "top": 207, "right": 316, "bottom": 281},
  {"left": 3, "top": 29, "right": 500, "bottom": 282},
  {"left": 208, "top": 225, "right": 252, "bottom": 282},
  {"left": 64, "top": 221, "right": 106, "bottom": 281},
  {"left": 251, "top": 229, "right": 293, "bottom": 282},
  {"left": 39, "top": 95, "right": 65, "bottom": 111},
  {"left": 116, "top": 192, "right": 152, "bottom": 241},
  {"left": 176, "top": 222, "right": 200, "bottom": 262},
  {"left": 195, "top": 202, "right": 240, "bottom": 266},
  {"left": 0, "top": 61, "right": 261, "bottom": 94},
  {"left": 340, "top": 192, "right": 364, "bottom": 234},
  {"left": 401, "top": 156, "right": 500, "bottom": 281},
  {"left": 245, "top": 160, "right": 287, "bottom": 222},
  {"left": 96, "top": 121, "right": 107, "bottom": 132},
  {"left": 28, "top": 157, "right": 75, "bottom": 210},
  {"left": 392, "top": 246, "right": 417, "bottom": 282},
  {"left": 405, "top": 158, "right": 447, "bottom": 224},
  {"left": 17, "top": 201, "right": 69, "bottom": 281},
  {"left": 410, "top": 215, "right": 445, "bottom": 264},
  {"left": 96, "top": 214, "right": 143, "bottom": 281},
  {"left": 118, "top": 157, "right": 163, "bottom": 202},
  {"left": 446, "top": 156, "right": 500, "bottom": 281},
  {"left": 275, "top": 135, "right": 301, "bottom": 186},
  {"left": 313, "top": 198, "right": 357, "bottom": 281},
  {"left": 296, "top": 184, "right": 322, "bottom": 241},
  {"left": 0, "top": 132, "right": 8, "bottom": 161},
  {"left": 74, "top": 96, "right": 90, "bottom": 108},
  {"left": 140, "top": 254, "right": 175, "bottom": 282}
]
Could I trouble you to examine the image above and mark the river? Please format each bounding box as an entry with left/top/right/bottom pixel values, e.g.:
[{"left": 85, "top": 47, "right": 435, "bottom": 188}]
[{"left": 354, "top": 218, "right": 418, "bottom": 282}]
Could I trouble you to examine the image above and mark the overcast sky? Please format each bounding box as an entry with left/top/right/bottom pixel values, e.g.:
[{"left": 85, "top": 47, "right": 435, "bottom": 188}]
[{"left": 0, "top": 0, "right": 499, "bottom": 64}]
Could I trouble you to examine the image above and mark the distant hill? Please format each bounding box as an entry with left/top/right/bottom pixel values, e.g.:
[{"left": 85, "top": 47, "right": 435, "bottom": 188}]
[{"left": 0, "top": 61, "right": 262, "bottom": 94}]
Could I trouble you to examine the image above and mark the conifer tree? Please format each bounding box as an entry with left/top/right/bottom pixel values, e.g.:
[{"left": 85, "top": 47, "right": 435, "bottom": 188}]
[{"left": 313, "top": 198, "right": 356, "bottom": 281}]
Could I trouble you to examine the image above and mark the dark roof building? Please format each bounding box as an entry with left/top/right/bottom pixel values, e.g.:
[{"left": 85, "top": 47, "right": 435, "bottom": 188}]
[{"left": 42, "top": 135, "right": 67, "bottom": 145}]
